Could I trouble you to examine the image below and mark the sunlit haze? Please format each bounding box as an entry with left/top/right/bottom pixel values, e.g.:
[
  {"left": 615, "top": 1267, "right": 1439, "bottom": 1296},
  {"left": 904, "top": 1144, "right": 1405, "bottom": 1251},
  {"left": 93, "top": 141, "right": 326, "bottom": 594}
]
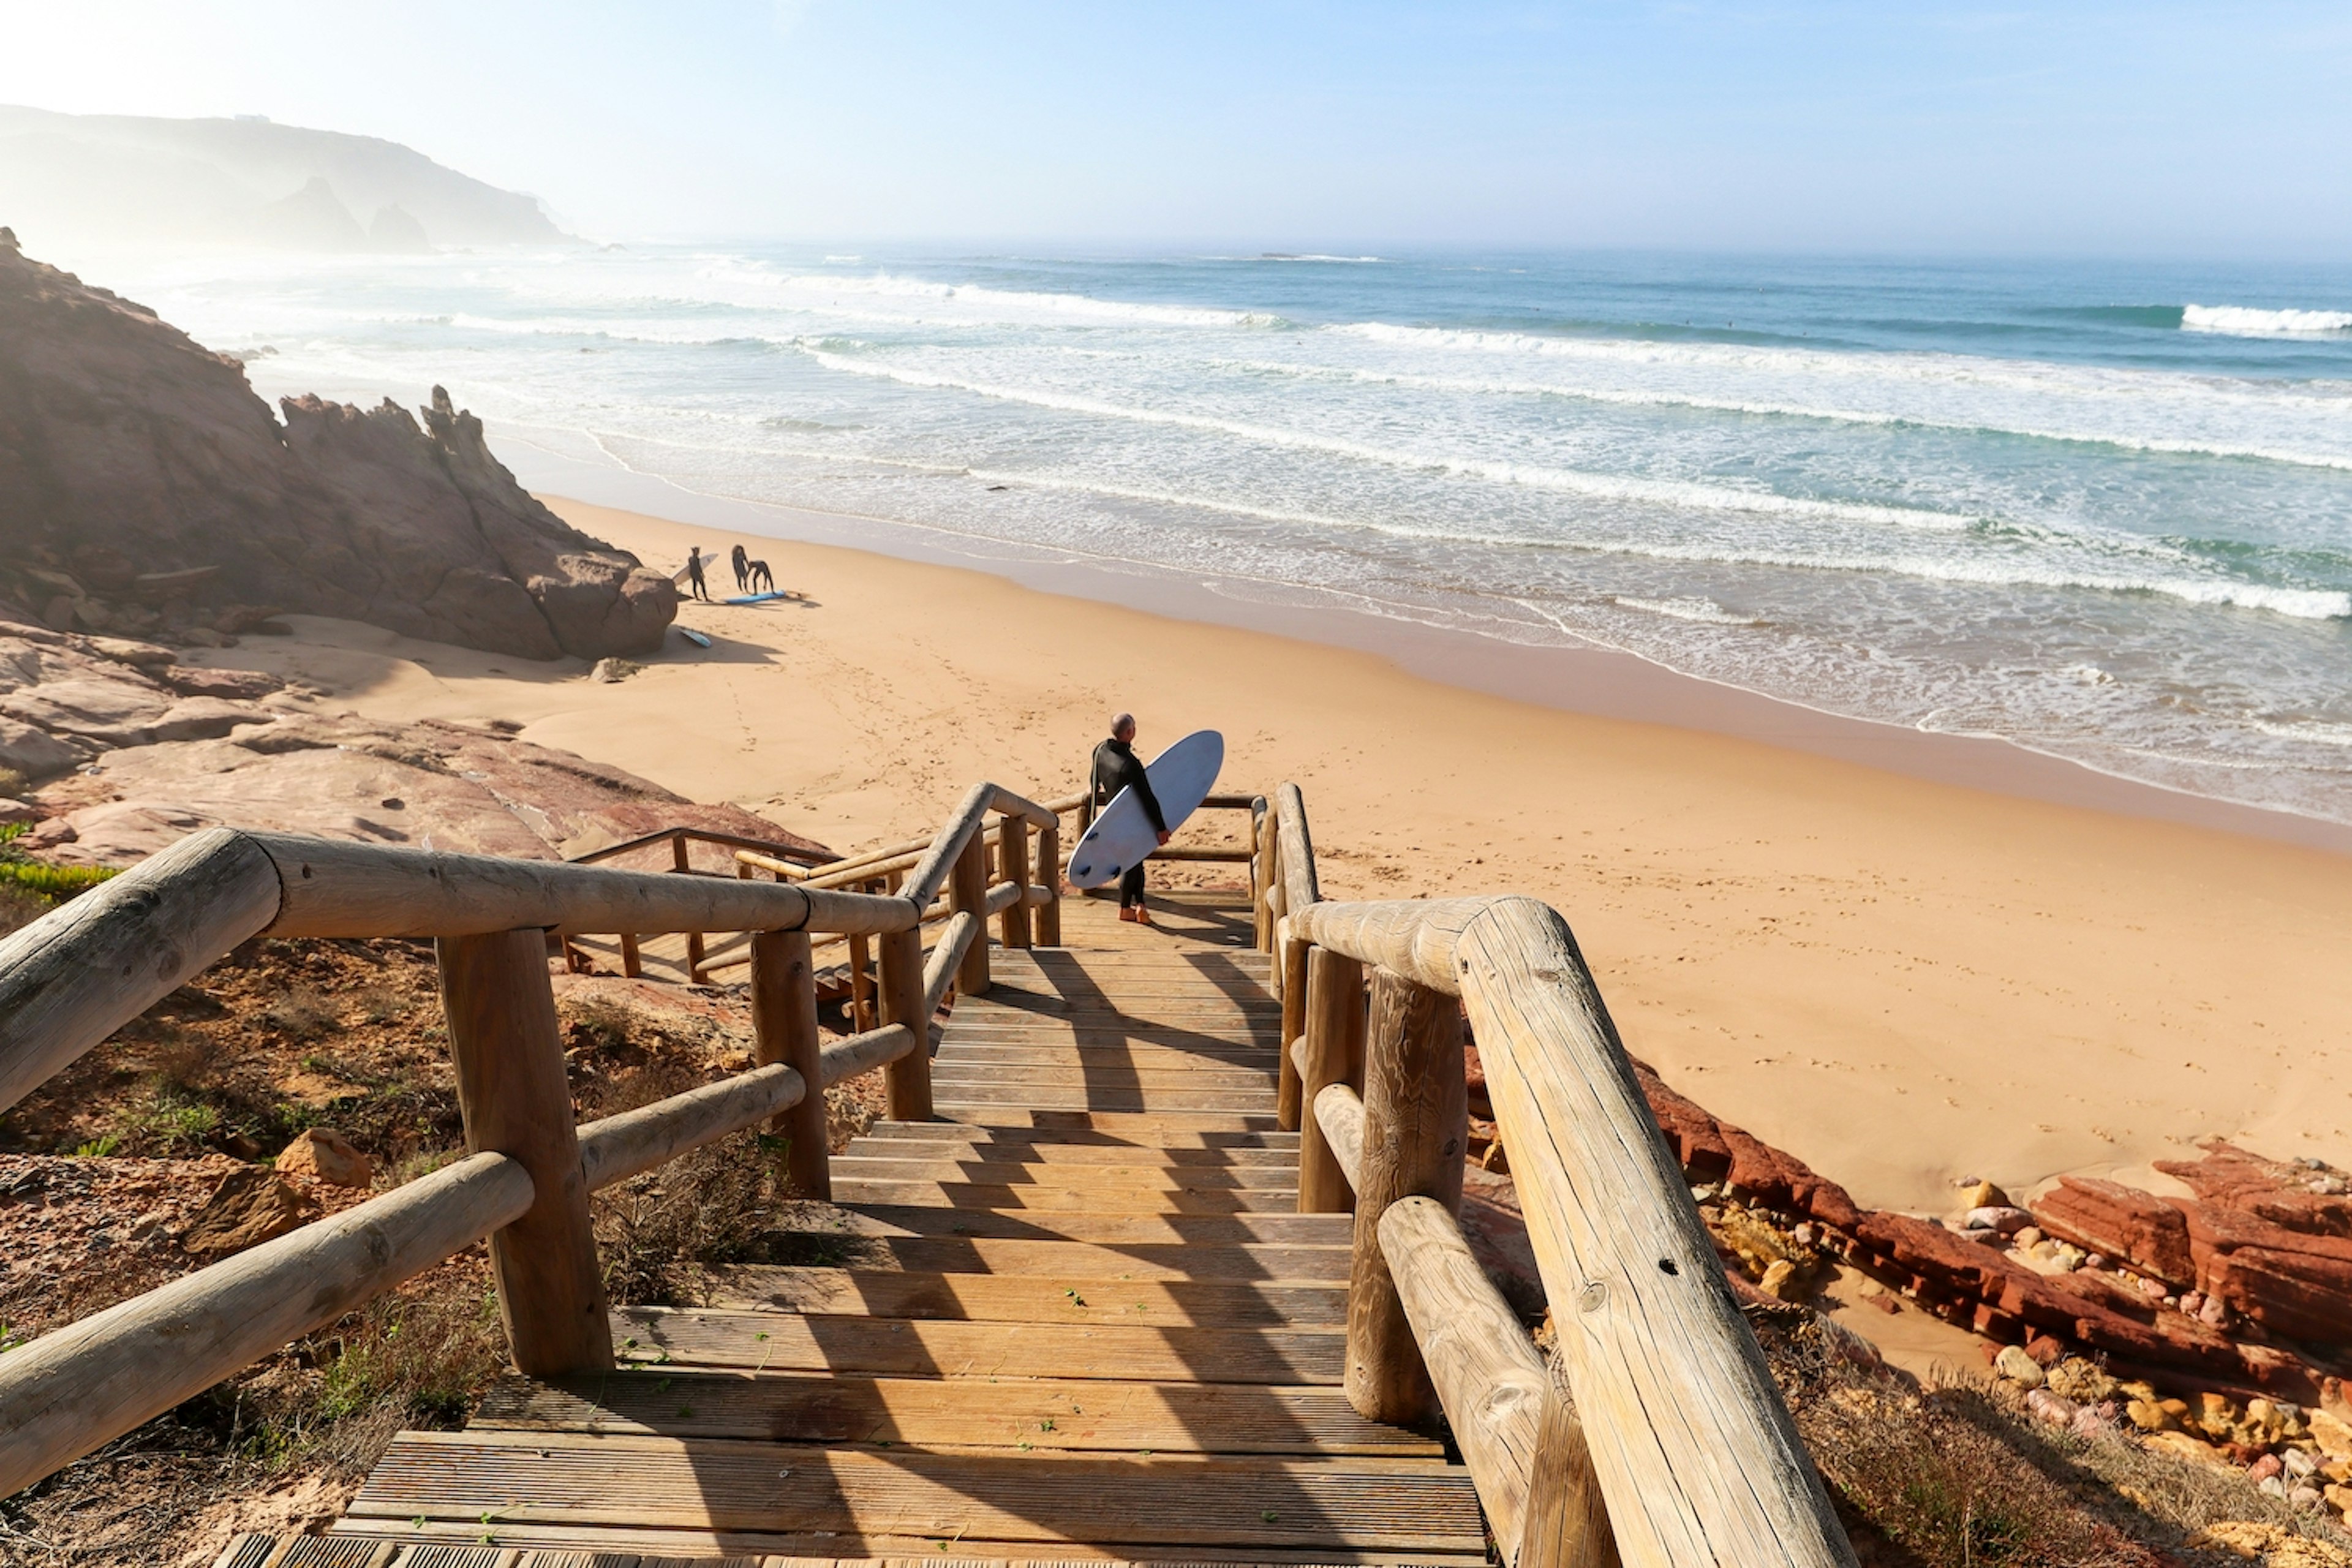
[{"left": 3, "top": 0, "right": 2349, "bottom": 254}]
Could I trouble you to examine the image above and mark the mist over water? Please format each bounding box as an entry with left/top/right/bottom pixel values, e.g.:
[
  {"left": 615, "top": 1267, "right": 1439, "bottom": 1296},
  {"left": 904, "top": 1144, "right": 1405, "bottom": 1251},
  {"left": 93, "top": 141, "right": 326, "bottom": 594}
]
[{"left": 96, "top": 245, "right": 2352, "bottom": 824}]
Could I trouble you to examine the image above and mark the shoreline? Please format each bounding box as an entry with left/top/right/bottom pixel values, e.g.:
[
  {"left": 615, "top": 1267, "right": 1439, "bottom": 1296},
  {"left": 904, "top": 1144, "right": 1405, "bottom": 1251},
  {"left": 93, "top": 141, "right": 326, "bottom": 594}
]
[{"left": 507, "top": 442, "right": 2352, "bottom": 858}]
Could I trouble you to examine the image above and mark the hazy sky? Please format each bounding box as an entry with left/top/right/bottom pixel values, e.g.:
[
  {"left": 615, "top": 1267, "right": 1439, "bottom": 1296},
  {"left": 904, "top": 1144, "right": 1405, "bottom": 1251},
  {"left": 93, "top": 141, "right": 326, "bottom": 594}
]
[{"left": 2, "top": 1, "right": 2347, "bottom": 255}]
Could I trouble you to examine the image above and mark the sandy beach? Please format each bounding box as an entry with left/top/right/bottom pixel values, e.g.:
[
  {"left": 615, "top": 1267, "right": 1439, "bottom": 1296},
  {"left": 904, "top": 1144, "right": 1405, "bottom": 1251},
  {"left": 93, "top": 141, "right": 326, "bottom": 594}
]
[{"left": 214, "top": 497, "right": 2352, "bottom": 1216}]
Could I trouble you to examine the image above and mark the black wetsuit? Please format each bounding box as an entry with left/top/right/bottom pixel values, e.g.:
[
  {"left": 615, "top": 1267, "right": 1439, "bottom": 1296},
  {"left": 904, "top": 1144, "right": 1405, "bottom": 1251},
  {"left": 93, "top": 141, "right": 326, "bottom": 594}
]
[{"left": 1090, "top": 736, "right": 1167, "bottom": 908}]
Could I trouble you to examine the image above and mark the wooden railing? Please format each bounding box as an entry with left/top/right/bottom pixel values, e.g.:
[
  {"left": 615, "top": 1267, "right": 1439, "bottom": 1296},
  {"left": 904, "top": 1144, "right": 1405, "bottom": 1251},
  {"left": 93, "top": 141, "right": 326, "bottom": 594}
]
[
  {"left": 0, "top": 780, "right": 1061, "bottom": 1499},
  {"left": 1261, "top": 784, "right": 1854, "bottom": 1568},
  {"left": 565, "top": 823, "right": 835, "bottom": 984}
]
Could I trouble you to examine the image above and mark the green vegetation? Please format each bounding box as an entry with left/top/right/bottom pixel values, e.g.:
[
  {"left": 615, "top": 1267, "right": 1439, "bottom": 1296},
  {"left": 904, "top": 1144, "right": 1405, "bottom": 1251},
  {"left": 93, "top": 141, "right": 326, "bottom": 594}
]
[{"left": 0, "top": 822, "right": 117, "bottom": 906}]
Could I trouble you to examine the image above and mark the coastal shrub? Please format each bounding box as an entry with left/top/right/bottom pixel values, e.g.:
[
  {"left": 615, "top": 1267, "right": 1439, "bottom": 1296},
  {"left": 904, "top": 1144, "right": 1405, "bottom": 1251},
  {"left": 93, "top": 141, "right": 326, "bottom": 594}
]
[
  {"left": 596, "top": 1129, "right": 794, "bottom": 1306},
  {"left": 257, "top": 985, "right": 344, "bottom": 1040},
  {"left": 0, "top": 764, "right": 25, "bottom": 797},
  {"left": 0, "top": 822, "right": 118, "bottom": 907},
  {"left": 108, "top": 1079, "right": 222, "bottom": 1155}
]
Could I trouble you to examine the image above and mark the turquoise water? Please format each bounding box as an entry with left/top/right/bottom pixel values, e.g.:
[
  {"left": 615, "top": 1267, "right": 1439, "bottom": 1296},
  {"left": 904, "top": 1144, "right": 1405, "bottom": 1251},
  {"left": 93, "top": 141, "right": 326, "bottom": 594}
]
[{"left": 87, "top": 245, "right": 2352, "bottom": 823}]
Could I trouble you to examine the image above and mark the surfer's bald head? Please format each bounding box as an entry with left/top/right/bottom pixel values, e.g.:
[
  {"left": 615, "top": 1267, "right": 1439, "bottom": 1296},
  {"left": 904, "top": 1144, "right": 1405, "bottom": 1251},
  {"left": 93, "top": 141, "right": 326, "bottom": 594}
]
[{"left": 1111, "top": 713, "right": 1136, "bottom": 741}]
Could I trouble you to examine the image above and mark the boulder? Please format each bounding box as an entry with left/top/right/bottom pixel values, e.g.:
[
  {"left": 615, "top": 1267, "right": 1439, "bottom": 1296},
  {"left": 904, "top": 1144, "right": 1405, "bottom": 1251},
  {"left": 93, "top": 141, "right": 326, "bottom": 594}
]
[
  {"left": 275, "top": 1128, "right": 374, "bottom": 1189},
  {"left": 0, "top": 241, "right": 676, "bottom": 661},
  {"left": 179, "top": 1166, "right": 316, "bottom": 1255}
]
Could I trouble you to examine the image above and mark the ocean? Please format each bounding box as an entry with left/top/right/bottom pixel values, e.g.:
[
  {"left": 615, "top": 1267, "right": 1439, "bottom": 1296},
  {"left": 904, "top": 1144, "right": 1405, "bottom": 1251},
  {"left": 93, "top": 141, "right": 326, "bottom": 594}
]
[{"left": 84, "top": 244, "right": 2352, "bottom": 826}]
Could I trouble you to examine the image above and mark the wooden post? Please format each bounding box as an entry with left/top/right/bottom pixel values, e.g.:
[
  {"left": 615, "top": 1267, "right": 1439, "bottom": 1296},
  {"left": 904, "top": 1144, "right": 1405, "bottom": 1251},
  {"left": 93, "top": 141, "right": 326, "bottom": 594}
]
[
  {"left": 999, "top": 813, "right": 1033, "bottom": 951},
  {"left": 876, "top": 924, "right": 933, "bottom": 1121},
  {"left": 951, "top": 831, "right": 990, "bottom": 996},
  {"left": 1035, "top": 816, "right": 1063, "bottom": 946},
  {"left": 1257, "top": 811, "right": 1281, "bottom": 954},
  {"left": 435, "top": 929, "right": 613, "bottom": 1376},
  {"left": 848, "top": 929, "right": 876, "bottom": 1030},
  {"left": 1297, "top": 945, "right": 1366, "bottom": 1213},
  {"left": 619, "top": 933, "right": 642, "bottom": 978},
  {"left": 1344, "top": 965, "right": 1465, "bottom": 1424},
  {"left": 751, "top": 928, "right": 828, "bottom": 1200},
  {"left": 673, "top": 835, "right": 707, "bottom": 983},
  {"left": 1520, "top": 1364, "right": 1620, "bottom": 1568},
  {"left": 1276, "top": 930, "right": 1309, "bottom": 1131}
]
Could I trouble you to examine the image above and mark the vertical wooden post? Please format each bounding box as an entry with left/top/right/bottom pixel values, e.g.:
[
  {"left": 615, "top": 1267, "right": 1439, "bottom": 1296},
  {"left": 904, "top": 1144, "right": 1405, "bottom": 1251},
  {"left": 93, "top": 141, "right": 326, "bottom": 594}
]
[
  {"left": 1518, "top": 1365, "right": 1621, "bottom": 1568},
  {"left": 848, "top": 888, "right": 877, "bottom": 1033},
  {"left": 951, "top": 831, "right": 990, "bottom": 995},
  {"left": 1297, "top": 946, "right": 1366, "bottom": 1213},
  {"left": 673, "top": 835, "right": 707, "bottom": 983},
  {"left": 1250, "top": 803, "right": 1270, "bottom": 950},
  {"left": 1035, "top": 816, "right": 1063, "bottom": 946},
  {"left": 751, "top": 928, "right": 829, "bottom": 1200},
  {"left": 435, "top": 929, "right": 612, "bottom": 1377},
  {"left": 1276, "top": 930, "right": 1309, "bottom": 1131},
  {"left": 1258, "top": 812, "right": 1282, "bottom": 954},
  {"left": 619, "top": 933, "right": 642, "bottom": 978},
  {"left": 1345, "top": 966, "right": 1466, "bottom": 1423},
  {"left": 877, "top": 924, "right": 933, "bottom": 1121},
  {"left": 999, "top": 813, "right": 1033, "bottom": 951}
]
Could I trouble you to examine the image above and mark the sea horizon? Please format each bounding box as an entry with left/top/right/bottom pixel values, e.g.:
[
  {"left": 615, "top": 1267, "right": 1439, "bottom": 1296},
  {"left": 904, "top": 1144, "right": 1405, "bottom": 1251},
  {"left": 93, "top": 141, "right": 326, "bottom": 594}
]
[{"left": 61, "top": 239, "right": 2352, "bottom": 828}]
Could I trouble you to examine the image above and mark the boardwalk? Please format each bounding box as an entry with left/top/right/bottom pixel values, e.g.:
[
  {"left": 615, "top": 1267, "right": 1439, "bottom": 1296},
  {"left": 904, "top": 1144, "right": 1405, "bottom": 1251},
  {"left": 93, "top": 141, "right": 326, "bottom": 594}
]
[{"left": 253, "top": 891, "right": 1487, "bottom": 1567}]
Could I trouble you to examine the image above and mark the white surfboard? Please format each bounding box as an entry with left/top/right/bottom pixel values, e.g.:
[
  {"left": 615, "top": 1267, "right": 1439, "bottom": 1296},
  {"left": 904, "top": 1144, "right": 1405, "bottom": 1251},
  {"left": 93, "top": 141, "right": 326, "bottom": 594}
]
[{"left": 1067, "top": 730, "right": 1224, "bottom": 890}]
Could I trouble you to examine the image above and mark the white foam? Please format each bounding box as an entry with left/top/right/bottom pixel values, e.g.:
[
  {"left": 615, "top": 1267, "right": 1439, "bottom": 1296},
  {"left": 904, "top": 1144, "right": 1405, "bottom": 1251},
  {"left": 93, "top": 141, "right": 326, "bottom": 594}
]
[
  {"left": 2183, "top": 304, "right": 2352, "bottom": 337},
  {"left": 1612, "top": 595, "right": 1759, "bottom": 626},
  {"left": 799, "top": 345, "right": 1985, "bottom": 533}
]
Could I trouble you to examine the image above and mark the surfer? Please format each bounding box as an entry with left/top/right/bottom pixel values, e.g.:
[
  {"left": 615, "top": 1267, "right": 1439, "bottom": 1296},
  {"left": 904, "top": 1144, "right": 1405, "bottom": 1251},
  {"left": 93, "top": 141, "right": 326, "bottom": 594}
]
[
  {"left": 729, "top": 543, "right": 750, "bottom": 592},
  {"left": 748, "top": 559, "right": 775, "bottom": 594},
  {"left": 1090, "top": 714, "right": 1170, "bottom": 924},
  {"left": 685, "top": 546, "right": 710, "bottom": 601}
]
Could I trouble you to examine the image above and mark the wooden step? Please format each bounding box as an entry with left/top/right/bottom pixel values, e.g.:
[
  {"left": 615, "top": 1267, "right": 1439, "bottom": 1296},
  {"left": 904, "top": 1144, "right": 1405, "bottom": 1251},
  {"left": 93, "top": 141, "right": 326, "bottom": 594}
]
[
  {"left": 928, "top": 1064, "right": 1278, "bottom": 1092},
  {"left": 347, "top": 1430, "right": 1485, "bottom": 1552},
  {"left": 830, "top": 1181, "right": 1300, "bottom": 1215},
  {"left": 612, "top": 1306, "right": 1345, "bottom": 1383},
  {"left": 697, "top": 1267, "right": 1343, "bottom": 1327},
  {"left": 866, "top": 1120, "right": 1298, "bottom": 1153},
  {"left": 842, "top": 1142, "right": 1298, "bottom": 1166},
  {"left": 760, "top": 1234, "right": 1352, "bottom": 1283},
  {"left": 473, "top": 1366, "right": 1436, "bottom": 1454},
  {"left": 799, "top": 1203, "right": 1350, "bottom": 1245},
  {"left": 831, "top": 1157, "right": 1299, "bottom": 1192},
  {"left": 934, "top": 1044, "right": 1283, "bottom": 1070},
  {"left": 937, "top": 1088, "right": 1281, "bottom": 1115},
  {"left": 933, "top": 1109, "right": 1291, "bottom": 1137}
]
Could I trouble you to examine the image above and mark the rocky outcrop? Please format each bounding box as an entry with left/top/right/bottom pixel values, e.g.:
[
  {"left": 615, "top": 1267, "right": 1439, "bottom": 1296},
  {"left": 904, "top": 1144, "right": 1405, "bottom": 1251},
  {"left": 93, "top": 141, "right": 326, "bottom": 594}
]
[
  {"left": 0, "top": 232, "right": 673, "bottom": 661},
  {"left": 0, "top": 618, "right": 829, "bottom": 867}
]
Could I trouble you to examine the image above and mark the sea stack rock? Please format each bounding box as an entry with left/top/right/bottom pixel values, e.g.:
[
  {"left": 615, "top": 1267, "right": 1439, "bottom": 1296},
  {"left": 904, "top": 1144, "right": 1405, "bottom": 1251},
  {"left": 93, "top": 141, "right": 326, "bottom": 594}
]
[{"left": 0, "top": 239, "right": 676, "bottom": 659}]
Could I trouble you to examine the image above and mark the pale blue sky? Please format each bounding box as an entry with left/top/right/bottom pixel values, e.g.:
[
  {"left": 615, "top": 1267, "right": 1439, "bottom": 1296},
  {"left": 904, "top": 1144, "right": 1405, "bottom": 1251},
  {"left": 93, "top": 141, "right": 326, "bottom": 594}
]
[{"left": 1, "top": 1, "right": 2346, "bottom": 255}]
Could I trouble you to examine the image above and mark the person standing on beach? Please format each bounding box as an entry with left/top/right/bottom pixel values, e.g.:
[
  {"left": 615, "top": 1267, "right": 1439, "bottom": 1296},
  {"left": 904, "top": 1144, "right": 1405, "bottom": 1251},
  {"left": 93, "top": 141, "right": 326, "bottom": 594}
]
[
  {"left": 1091, "top": 712, "right": 1170, "bottom": 924},
  {"left": 685, "top": 546, "right": 710, "bottom": 601},
  {"left": 729, "top": 543, "right": 750, "bottom": 593}
]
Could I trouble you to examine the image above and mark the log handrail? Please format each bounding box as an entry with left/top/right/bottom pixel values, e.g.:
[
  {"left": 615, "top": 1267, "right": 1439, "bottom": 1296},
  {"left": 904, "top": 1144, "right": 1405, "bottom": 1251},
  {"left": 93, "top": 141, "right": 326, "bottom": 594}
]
[
  {"left": 0, "top": 772, "right": 1091, "bottom": 1501},
  {"left": 1268, "top": 799, "right": 1851, "bottom": 1566},
  {"left": 566, "top": 823, "right": 834, "bottom": 873}
]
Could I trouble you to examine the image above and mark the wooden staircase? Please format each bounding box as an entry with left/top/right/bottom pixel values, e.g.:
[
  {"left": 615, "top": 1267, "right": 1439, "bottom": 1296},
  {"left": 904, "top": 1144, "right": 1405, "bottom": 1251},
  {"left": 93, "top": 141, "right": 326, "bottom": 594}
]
[{"left": 244, "top": 891, "right": 1487, "bottom": 1567}]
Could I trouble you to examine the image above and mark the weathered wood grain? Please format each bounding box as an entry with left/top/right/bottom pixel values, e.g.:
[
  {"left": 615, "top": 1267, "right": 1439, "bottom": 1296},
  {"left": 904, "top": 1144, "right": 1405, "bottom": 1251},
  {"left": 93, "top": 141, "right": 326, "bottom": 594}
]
[
  {"left": 1455, "top": 896, "right": 1852, "bottom": 1568},
  {"left": 752, "top": 927, "right": 830, "bottom": 1199},
  {"left": 575, "top": 1061, "right": 806, "bottom": 1191},
  {"left": 0, "top": 827, "right": 282, "bottom": 1114},
  {"left": 1344, "top": 968, "right": 1464, "bottom": 1425},
  {"left": 0, "top": 1152, "right": 529, "bottom": 1497},
  {"left": 1296, "top": 946, "right": 1366, "bottom": 1213}
]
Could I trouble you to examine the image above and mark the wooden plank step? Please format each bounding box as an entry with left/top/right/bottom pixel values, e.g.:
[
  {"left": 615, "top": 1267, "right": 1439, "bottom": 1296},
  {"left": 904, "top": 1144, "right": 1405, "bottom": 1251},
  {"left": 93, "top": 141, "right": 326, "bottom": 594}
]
[
  {"left": 930, "top": 1109, "right": 1291, "bottom": 1137},
  {"left": 938, "top": 1027, "right": 1277, "bottom": 1049},
  {"left": 830, "top": 1158, "right": 1298, "bottom": 1192},
  {"left": 698, "top": 1267, "right": 1344, "bottom": 1327},
  {"left": 348, "top": 1431, "right": 1485, "bottom": 1551},
  {"left": 798, "top": 1203, "right": 1351, "bottom": 1245},
  {"left": 867, "top": 1120, "right": 1297, "bottom": 1152},
  {"left": 473, "top": 1366, "right": 1420, "bottom": 1453},
  {"left": 933, "top": 1044, "right": 1282, "bottom": 1069},
  {"left": 759, "top": 1234, "right": 1352, "bottom": 1283},
  {"left": 927, "top": 1065, "right": 1278, "bottom": 1091},
  {"left": 612, "top": 1306, "right": 1344, "bottom": 1383},
  {"left": 952, "top": 1001, "right": 1279, "bottom": 1021},
  {"left": 330, "top": 1517, "right": 1487, "bottom": 1566},
  {"left": 936, "top": 1088, "right": 1281, "bottom": 1115},
  {"left": 829, "top": 1181, "right": 1299, "bottom": 1215},
  {"left": 843, "top": 1136, "right": 1297, "bottom": 1170}
]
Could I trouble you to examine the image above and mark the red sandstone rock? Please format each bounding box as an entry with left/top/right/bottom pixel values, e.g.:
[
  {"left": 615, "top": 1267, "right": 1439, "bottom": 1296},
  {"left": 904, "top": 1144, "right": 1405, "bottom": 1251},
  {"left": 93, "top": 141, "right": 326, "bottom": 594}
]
[{"left": 2032, "top": 1176, "right": 2196, "bottom": 1286}]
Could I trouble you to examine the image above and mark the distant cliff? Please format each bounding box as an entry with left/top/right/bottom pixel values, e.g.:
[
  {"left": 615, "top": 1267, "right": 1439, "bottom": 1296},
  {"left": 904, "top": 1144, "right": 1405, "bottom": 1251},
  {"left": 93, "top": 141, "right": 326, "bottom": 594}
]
[
  {"left": 0, "top": 231, "right": 673, "bottom": 660},
  {"left": 0, "top": 105, "right": 565, "bottom": 251}
]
